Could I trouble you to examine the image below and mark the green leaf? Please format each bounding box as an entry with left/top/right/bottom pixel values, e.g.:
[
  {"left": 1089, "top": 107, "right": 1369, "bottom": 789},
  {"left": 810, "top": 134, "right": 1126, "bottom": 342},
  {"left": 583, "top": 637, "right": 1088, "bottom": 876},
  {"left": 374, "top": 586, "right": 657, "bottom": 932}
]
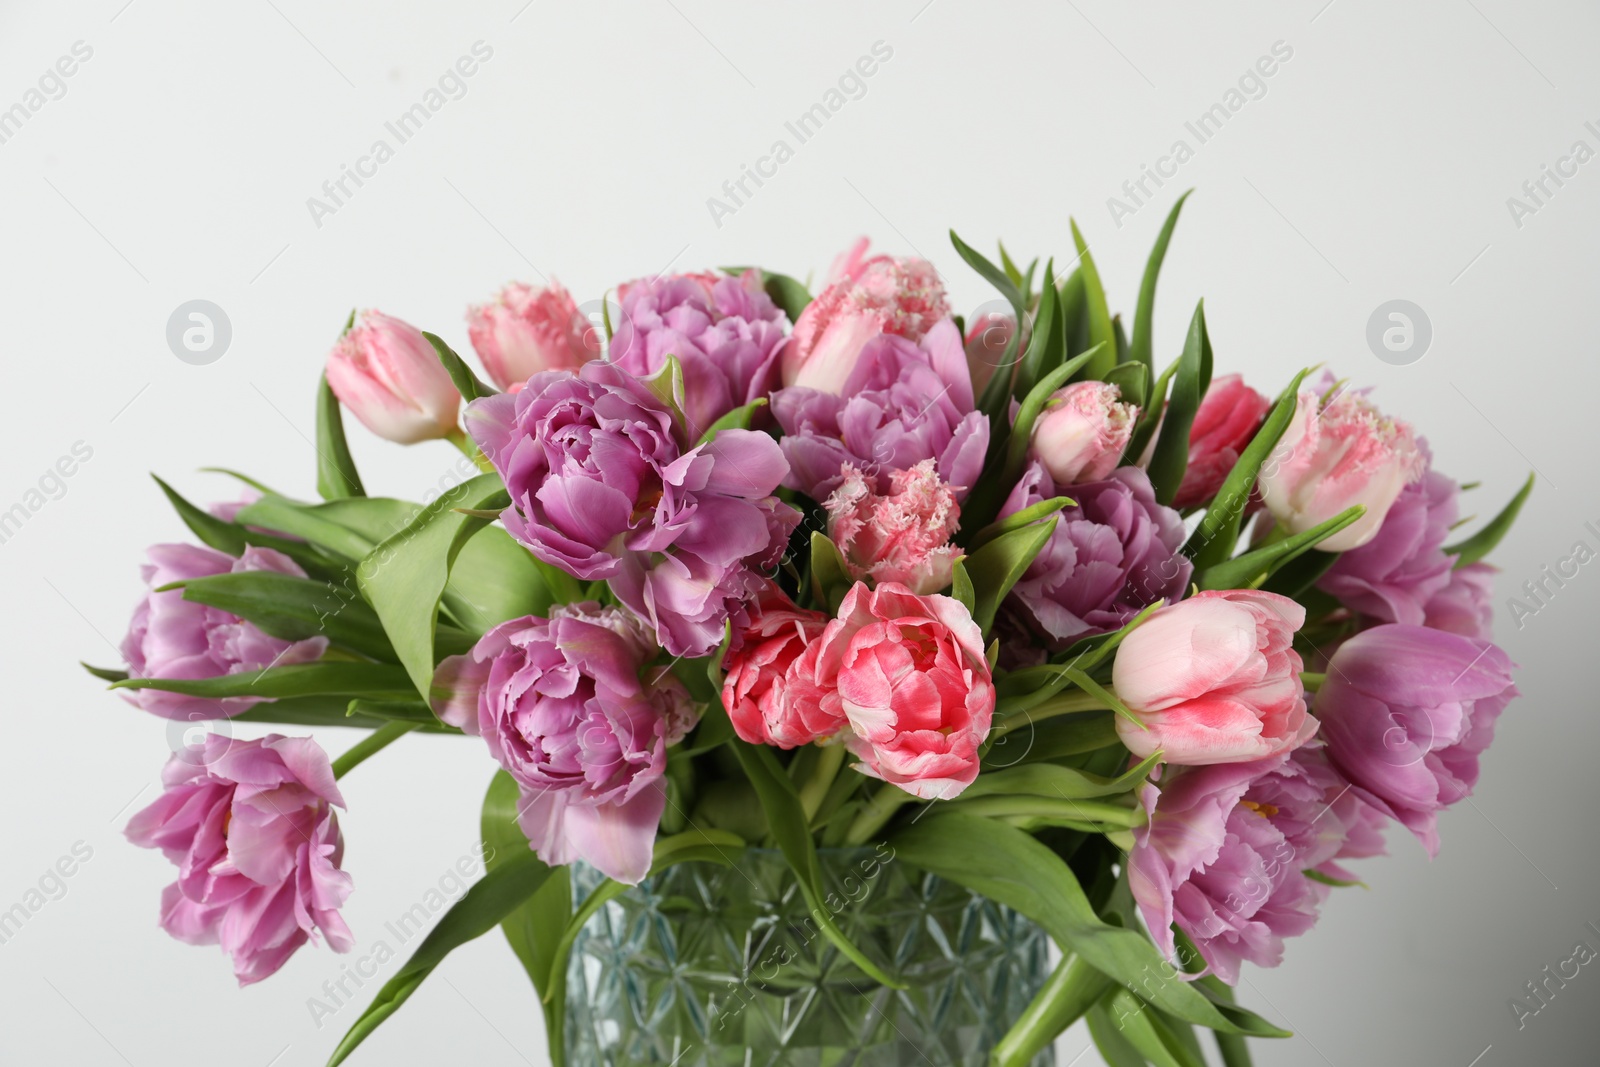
[
  {"left": 809, "top": 531, "right": 854, "bottom": 615},
  {"left": 1146, "top": 301, "right": 1213, "bottom": 506},
  {"left": 695, "top": 397, "right": 768, "bottom": 446},
  {"left": 961, "top": 751, "right": 1160, "bottom": 801},
  {"left": 983, "top": 713, "right": 1120, "bottom": 768},
  {"left": 640, "top": 354, "right": 689, "bottom": 431},
  {"left": 1204, "top": 980, "right": 1256, "bottom": 1067},
  {"left": 729, "top": 738, "right": 904, "bottom": 989},
  {"left": 423, "top": 331, "right": 495, "bottom": 402},
  {"left": 1059, "top": 268, "right": 1088, "bottom": 356},
  {"left": 1088, "top": 997, "right": 1153, "bottom": 1067},
  {"left": 443, "top": 522, "right": 574, "bottom": 638},
  {"left": 112, "top": 661, "right": 417, "bottom": 701},
  {"left": 316, "top": 375, "right": 366, "bottom": 500},
  {"left": 964, "top": 516, "right": 1059, "bottom": 633},
  {"left": 1196, "top": 505, "right": 1365, "bottom": 591},
  {"left": 232, "top": 694, "right": 455, "bottom": 732},
  {"left": 1186, "top": 367, "right": 1313, "bottom": 569},
  {"left": 967, "top": 496, "right": 1074, "bottom": 554},
  {"left": 482, "top": 771, "right": 569, "bottom": 1062},
  {"left": 235, "top": 495, "right": 419, "bottom": 563},
  {"left": 172, "top": 571, "right": 397, "bottom": 661},
  {"left": 326, "top": 851, "right": 554, "bottom": 1066},
  {"left": 999, "top": 241, "right": 1025, "bottom": 286},
  {"left": 1259, "top": 542, "right": 1342, "bottom": 600},
  {"left": 81, "top": 662, "right": 128, "bottom": 683},
  {"left": 358, "top": 473, "right": 506, "bottom": 700},
  {"left": 993, "top": 953, "right": 1113, "bottom": 1067},
  {"left": 1128, "top": 191, "right": 1192, "bottom": 372},
  {"left": 1124, "top": 355, "right": 1179, "bottom": 467},
  {"left": 1001, "top": 346, "right": 1106, "bottom": 485},
  {"left": 1014, "top": 258, "right": 1063, "bottom": 399},
  {"left": 1105, "top": 988, "right": 1207, "bottom": 1067},
  {"left": 889, "top": 812, "right": 1291, "bottom": 1038},
  {"left": 1069, "top": 220, "right": 1116, "bottom": 381},
  {"left": 1105, "top": 359, "right": 1150, "bottom": 410},
  {"left": 953, "top": 230, "right": 1029, "bottom": 424},
  {"left": 951, "top": 558, "right": 977, "bottom": 614},
  {"left": 1443, "top": 472, "right": 1534, "bottom": 566},
  {"left": 152, "top": 476, "right": 326, "bottom": 573}
]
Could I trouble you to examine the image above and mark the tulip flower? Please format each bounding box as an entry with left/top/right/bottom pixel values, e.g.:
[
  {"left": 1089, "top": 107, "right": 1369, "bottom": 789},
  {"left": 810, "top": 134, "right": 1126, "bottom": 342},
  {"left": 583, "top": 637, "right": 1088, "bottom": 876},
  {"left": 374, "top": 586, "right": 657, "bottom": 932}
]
[
  {"left": 824, "top": 460, "right": 962, "bottom": 595},
  {"left": 721, "top": 584, "right": 841, "bottom": 749},
  {"left": 1173, "top": 374, "right": 1270, "bottom": 509},
  {"left": 1029, "top": 380, "right": 1137, "bottom": 487},
  {"left": 326, "top": 310, "right": 461, "bottom": 443},
  {"left": 781, "top": 242, "right": 949, "bottom": 393},
  {"left": 1112, "top": 589, "right": 1316, "bottom": 765},
  {"left": 1258, "top": 385, "right": 1424, "bottom": 552},
  {"left": 1314, "top": 624, "right": 1516, "bottom": 855},
  {"left": 467, "top": 280, "right": 597, "bottom": 390}
]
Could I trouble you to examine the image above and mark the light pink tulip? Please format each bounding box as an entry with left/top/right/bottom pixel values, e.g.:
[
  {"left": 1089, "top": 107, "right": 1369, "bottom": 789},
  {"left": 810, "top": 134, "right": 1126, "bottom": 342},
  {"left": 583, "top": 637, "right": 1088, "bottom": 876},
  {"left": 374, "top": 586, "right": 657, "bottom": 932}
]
[
  {"left": 467, "top": 280, "right": 597, "bottom": 390},
  {"left": 1258, "top": 386, "right": 1424, "bottom": 552},
  {"left": 1113, "top": 590, "right": 1316, "bottom": 766},
  {"left": 1029, "top": 381, "right": 1137, "bottom": 486},
  {"left": 781, "top": 241, "right": 949, "bottom": 393},
  {"left": 326, "top": 310, "right": 461, "bottom": 443},
  {"left": 813, "top": 582, "right": 995, "bottom": 800},
  {"left": 825, "top": 460, "right": 962, "bottom": 595}
]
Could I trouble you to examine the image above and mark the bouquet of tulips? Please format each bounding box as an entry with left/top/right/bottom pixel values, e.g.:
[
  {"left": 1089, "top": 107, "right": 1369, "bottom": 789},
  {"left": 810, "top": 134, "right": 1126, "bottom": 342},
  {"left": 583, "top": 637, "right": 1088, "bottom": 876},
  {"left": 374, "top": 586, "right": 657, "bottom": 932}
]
[{"left": 91, "top": 199, "right": 1531, "bottom": 1066}]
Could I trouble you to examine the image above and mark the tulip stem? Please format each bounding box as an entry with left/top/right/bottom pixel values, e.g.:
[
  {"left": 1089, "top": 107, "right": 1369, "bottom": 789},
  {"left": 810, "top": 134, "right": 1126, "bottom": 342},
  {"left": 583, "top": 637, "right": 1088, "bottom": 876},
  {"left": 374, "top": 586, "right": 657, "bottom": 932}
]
[
  {"left": 799, "top": 743, "right": 846, "bottom": 824},
  {"left": 994, "top": 690, "right": 1108, "bottom": 735},
  {"left": 445, "top": 428, "right": 496, "bottom": 473},
  {"left": 842, "top": 786, "right": 915, "bottom": 846},
  {"left": 1300, "top": 671, "right": 1327, "bottom": 692},
  {"left": 332, "top": 721, "right": 419, "bottom": 779}
]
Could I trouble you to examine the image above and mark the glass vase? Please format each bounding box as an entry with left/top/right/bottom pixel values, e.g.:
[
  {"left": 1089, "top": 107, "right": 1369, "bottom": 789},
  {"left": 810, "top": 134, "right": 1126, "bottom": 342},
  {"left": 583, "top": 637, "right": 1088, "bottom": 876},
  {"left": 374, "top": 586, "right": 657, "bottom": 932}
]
[{"left": 564, "top": 846, "right": 1054, "bottom": 1066}]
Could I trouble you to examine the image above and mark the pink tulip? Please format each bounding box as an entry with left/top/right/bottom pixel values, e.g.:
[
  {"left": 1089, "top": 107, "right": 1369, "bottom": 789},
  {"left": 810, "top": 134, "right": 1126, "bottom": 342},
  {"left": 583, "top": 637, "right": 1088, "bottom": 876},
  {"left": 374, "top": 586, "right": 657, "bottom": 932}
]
[
  {"left": 1258, "top": 385, "right": 1424, "bottom": 552},
  {"left": 1173, "top": 374, "right": 1270, "bottom": 509},
  {"left": 825, "top": 460, "right": 962, "bottom": 595},
  {"left": 964, "top": 310, "right": 1023, "bottom": 398},
  {"left": 326, "top": 310, "right": 461, "bottom": 443},
  {"left": 781, "top": 241, "right": 949, "bottom": 393},
  {"left": 466, "top": 280, "right": 597, "bottom": 390},
  {"left": 812, "top": 582, "right": 995, "bottom": 800},
  {"left": 1029, "top": 381, "right": 1138, "bottom": 487},
  {"left": 1112, "top": 590, "right": 1316, "bottom": 766},
  {"left": 721, "top": 584, "right": 842, "bottom": 749},
  {"left": 124, "top": 733, "right": 353, "bottom": 985}
]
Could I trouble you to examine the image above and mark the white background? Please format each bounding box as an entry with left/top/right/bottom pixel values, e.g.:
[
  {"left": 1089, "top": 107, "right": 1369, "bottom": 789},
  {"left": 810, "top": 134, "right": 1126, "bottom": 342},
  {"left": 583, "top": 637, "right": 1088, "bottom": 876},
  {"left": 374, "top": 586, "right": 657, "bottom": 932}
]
[{"left": 1, "top": 1, "right": 1596, "bottom": 1065}]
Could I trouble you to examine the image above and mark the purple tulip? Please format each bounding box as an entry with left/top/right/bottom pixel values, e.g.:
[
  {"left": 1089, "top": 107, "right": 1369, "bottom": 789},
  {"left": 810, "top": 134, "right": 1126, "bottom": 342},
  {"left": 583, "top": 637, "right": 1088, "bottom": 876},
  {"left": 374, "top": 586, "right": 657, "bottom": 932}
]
[
  {"left": 120, "top": 543, "right": 328, "bottom": 721},
  {"left": 1317, "top": 466, "right": 1458, "bottom": 626},
  {"left": 998, "top": 464, "right": 1192, "bottom": 650},
  {"left": 1314, "top": 624, "right": 1517, "bottom": 855},
  {"left": 1423, "top": 562, "right": 1496, "bottom": 640},
  {"left": 1130, "top": 745, "right": 1383, "bottom": 984},
  {"left": 125, "top": 733, "right": 353, "bottom": 985},
  {"left": 466, "top": 363, "right": 799, "bottom": 656},
  {"left": 771, "top": 318, "right": 988, "bottom": 502},
  {"left": 609, "top": 271, "right": 790, "bottom": 436},
  {"left": 432, "top": 605, "right": 697, "bottom": 884}
]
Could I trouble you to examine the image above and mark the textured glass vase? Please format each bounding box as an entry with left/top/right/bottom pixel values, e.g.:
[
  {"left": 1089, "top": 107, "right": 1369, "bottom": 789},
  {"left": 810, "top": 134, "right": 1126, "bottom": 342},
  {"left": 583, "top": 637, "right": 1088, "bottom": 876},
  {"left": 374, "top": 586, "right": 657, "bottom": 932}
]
[{"left": 565, "top": 847, "right": 1054, "bottom": 1066}]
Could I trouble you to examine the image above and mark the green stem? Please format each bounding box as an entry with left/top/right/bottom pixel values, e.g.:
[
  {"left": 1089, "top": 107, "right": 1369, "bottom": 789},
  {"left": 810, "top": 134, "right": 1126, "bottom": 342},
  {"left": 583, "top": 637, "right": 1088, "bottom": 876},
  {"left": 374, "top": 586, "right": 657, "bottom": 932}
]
[
  {"left": 947, "top": 795, "right": 1145, "bottom": 827},
  {"left": 798, "top": 743, "right": 846, "bottom": 824},
  {"left": 331, "top": 721, "right": 418, "bottom": 779},
  {"left": 843, "top": 785, "right": 914, "bottom": 846},
  {"left": 995, "top": 689, "right": 1108, "bottom": 735},
  {"left": 445, "top": 427, "right": 495, "bottom": 473},
  {"left": 993, "top": 953, "right": 1113, "bottom": 1067}
]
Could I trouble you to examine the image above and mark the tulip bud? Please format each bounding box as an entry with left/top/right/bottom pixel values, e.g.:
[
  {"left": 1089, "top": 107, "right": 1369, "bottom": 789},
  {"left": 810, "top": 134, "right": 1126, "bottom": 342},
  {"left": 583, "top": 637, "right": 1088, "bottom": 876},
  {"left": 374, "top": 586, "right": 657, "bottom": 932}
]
[
  {"left": 824, "top": 460, "right": 962, "bottom": 595},
  {"left": 1113, "top": 589, "right": 1316, "bottom": 766},
  {"left": 466, "top": 281, "right": 597, "bottom": 391},
  {"left": 1258, "top": 386, "right": 1424, "bottom": 552},
  {"left": 781, "top": 241, "right": 949, "bottom": 394},
  {"left": 326, "top": 310, "right": 461, "bottom": 443},
  {"left": 1028, "top": 380, "right": 1137, "bottom": 486}
]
